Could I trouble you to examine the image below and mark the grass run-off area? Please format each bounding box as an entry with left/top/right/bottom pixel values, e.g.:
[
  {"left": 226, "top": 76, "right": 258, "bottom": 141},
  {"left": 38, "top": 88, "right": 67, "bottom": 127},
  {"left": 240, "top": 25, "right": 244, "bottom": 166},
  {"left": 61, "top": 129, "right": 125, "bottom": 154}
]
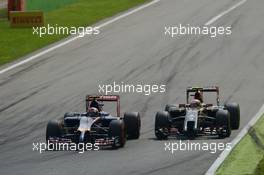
[
  {"left": 0, "top": 0, "right": 148, "bottom": 65},
  {"left": 217, "top": 114, "right": 264, "bottom": 175},
  {"left": 26, "top": 0, "right": 77, "bottom": 12}
]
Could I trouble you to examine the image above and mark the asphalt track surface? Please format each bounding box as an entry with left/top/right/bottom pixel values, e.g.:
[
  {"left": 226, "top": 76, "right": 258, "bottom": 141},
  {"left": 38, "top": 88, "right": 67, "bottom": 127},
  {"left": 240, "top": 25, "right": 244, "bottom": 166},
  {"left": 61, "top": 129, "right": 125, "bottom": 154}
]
[{"left": 0, "top": 0, "right": 264, "bottom": 174}]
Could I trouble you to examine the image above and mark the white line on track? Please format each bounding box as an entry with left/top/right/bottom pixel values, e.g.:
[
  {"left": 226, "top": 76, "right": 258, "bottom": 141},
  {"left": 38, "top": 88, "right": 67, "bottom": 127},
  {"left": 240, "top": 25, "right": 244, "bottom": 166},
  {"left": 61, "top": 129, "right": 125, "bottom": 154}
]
[
  {"left": 205, "top": 104, "right": 264, "bottom": 175},
  {"left": 0, "top": 0, "right": 160, "bottom": 75},
  {"left": 205, "top": 0, "right": 252, "bottom": 174},
  {"left": 205, "top": 0, "right": 247, "bottom": 26},
  {"left": 0, "top": 0, "right": 248, "bottom": 75}
]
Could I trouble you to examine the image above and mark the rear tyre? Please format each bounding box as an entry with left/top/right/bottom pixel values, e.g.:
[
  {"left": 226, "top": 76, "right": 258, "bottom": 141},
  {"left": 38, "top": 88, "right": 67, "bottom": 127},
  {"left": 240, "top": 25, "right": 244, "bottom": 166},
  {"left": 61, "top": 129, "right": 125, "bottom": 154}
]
[
  {"left": 109, "top": 120, "right": 126, "bottom": 149},
  {"left": 225, "top": 103, "right": 240, "bottom": 130},
  {"left": 124, "top": 112, "right": 141, "bottom": 139},
  {"left": 155, "top": 111, "right": 170, "bottom": 140},
  {"left": 216, "top": 110, "right": 231, "bottom": 138}
]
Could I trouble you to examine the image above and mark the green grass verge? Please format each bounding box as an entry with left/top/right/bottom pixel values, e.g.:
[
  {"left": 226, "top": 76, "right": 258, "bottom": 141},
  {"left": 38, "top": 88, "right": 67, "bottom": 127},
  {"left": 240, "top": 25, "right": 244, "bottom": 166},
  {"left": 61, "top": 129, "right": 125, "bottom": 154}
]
[
  {"left": 0, "top": 0, "right": 149, "bottom": 66},
  {"left": 0, "top": 8, "right": 6, "bottom": 18},
  {"left": 216, "top": 115, "right": 264, "bottom": 175},
  {"left": 26, "top": 0, "right": 78, "bottom": 12},
  {"left": 255, "top": 157, "right": 264, "bottom": 175}
]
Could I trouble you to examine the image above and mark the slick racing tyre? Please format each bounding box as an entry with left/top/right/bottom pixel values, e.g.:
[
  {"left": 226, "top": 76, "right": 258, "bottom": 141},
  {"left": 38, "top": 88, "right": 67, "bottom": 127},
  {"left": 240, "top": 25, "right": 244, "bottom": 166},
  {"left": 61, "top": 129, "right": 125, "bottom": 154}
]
[
  {"left": 109, "top": 120, "right": 126, "bottom": 149},
  {"left": 46, "top": 120, "right": 62, "bottom": 150},
  {"left": 155, "top": 111, "right": 170, "bottom": 140},
  {"left": 165, "top": 104, "right": 177, "bottom": 112},
  {"left": 225, "top": 103, "right": 240, "bottom": 130},
  {"left": 168, "top": 106, "right": 186, "bottom": 117},
  {"left": 124, "top": 112, "right": 141, "bottom": 139},
  {"left": 46, "top": 120, "right": 61, "bottom": 141},
  {"left": 216, "top": 110, "right": 231, "bottom": 138}
]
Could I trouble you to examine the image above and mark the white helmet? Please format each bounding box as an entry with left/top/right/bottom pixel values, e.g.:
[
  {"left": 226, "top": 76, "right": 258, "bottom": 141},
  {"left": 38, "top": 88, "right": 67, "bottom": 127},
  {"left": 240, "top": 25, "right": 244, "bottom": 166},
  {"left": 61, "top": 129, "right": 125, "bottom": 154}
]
[{"left": 190, "top": 99, "right": 201, "bottom": 108}]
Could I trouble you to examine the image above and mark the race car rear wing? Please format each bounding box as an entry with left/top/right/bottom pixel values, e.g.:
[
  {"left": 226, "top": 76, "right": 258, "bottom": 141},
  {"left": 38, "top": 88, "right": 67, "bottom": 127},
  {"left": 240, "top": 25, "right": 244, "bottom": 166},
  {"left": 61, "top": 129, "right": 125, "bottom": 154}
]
[
  {"left": 186, "top": 86, "right": 220, "bottom": 105},
  {"left": 86, "top": 95, "right": 120, "bottom": 117}
]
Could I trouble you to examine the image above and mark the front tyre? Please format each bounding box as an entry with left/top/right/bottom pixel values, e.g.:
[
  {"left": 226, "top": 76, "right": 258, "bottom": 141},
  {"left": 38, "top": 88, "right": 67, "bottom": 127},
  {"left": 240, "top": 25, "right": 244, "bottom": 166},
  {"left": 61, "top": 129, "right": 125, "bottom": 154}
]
[
  {"left": 46, "top": 120, "right": 62, "bottom": 150},
  {"left": 46, "top": 120, "right": 61, "bottom": 142},
  {"left": 124, "top": 112, "right": 141, "bottom": 139},
  {"left": 155, "top": 111, "right": 170, "bottom": 140},
  {"left": 165, "top": 104, "right": 177, "bottom": 112},
  {"left": 216, "top": 110, "right": 231, "bottom": 138},
  {"left": 109, "top": 120, "right": 126, "bottom": 149},
  {"left": 225, "top": 103, "right": 240, "bottom": 130}
]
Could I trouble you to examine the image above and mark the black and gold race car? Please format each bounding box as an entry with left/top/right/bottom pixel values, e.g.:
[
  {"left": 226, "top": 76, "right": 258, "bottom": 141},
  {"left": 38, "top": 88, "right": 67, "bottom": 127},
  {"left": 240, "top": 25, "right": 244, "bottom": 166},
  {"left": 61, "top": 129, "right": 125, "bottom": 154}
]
[{"left": 155, "top": 86, "right": 240, "bottom": 139}]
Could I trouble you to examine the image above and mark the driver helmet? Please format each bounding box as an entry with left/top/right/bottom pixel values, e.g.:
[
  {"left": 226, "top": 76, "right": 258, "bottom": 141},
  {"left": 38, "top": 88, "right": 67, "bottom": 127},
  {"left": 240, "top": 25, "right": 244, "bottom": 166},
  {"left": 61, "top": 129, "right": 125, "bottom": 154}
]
[
  {"left": 90, "top": 99, "right": 103, "bottom": 111},
  {"left": 190, "top": 99, "right": 201, "bottom": 109},
  {"left": 88, "top": 107, "right": 99, "bottom": 117},
  {"left": 194, "top": 90, "right": 203, "bottom": 103},
  {"left": 90, "top": 99, "right": 99, "bottom": 109}
]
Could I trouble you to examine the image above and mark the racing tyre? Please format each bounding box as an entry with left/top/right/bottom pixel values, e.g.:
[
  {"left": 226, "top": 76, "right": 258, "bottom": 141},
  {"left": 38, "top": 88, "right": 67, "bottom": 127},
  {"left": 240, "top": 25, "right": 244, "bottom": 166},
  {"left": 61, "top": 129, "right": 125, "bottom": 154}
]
[
  {"left": 46, "top": 120, "right": 61, "bottom": 141},
  {"left": 155, "top": 111, "right": 170, "bottom": 140},
  {"left": 225, "top": 103, "right": 240, "bottom": 130},
  {"left": 169, "top": 106, "right": 186, "bottom": 117},
  {"left": 124, "top": 112, "right": 141, "bottom": 139},
  {"left": 216, "top": 110, "right": 231, "bottom": 138},
  {"left": 165, "top": 104, "right": 176, "bottom": 112},
  {"left": 109, "top": 120, "right": 126, "bottom": 149},
  {"left": 46, "top": 120, "right": 62, "bottom": 150}
]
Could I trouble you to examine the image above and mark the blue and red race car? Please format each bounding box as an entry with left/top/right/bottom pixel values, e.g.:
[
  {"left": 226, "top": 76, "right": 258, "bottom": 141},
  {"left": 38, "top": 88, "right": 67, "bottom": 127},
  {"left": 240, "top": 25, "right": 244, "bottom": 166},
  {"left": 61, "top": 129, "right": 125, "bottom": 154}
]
[{"left": 46, "top": 95, "right": 141, "bottom": 149}]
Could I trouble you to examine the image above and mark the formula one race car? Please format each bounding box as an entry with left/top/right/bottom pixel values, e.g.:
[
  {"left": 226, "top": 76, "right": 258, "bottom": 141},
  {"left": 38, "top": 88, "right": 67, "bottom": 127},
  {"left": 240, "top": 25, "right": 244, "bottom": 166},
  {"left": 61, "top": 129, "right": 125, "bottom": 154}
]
[
  {"left": 46, "top": 95, "right": 141, "bottom": 149},
  {"left": 155, "top": 87, "right": 240, "bottom": 139}
]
